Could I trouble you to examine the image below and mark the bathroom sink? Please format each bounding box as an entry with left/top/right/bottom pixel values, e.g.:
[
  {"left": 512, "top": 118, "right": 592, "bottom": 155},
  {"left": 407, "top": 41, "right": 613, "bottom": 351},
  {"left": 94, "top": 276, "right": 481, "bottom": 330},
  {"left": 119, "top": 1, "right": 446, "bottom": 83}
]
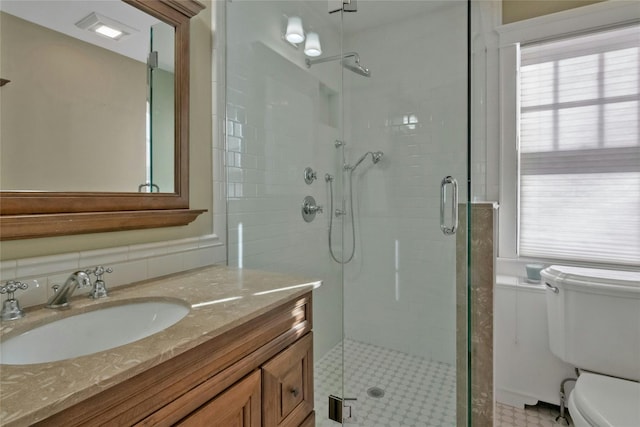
[{"left": 0, "top": 299, "right": 189, "bottom": 365}]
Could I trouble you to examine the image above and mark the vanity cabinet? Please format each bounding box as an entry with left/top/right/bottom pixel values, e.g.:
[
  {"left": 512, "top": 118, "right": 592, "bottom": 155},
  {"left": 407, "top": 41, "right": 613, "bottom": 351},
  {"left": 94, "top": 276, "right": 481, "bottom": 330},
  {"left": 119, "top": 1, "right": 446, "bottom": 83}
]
[
  {"left": 175, "top": 333, "right": 313, "bottom": 427},
  {"left": 34, "top": 293, "right": 314, "bottom": 427}
]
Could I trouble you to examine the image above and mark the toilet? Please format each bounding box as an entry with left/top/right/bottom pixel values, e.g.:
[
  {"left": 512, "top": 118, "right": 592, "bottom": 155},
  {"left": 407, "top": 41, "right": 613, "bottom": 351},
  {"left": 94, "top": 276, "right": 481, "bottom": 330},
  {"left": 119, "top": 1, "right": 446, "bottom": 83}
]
[{"left": 543, "top": 265, "right": 640, "bottom": 427}]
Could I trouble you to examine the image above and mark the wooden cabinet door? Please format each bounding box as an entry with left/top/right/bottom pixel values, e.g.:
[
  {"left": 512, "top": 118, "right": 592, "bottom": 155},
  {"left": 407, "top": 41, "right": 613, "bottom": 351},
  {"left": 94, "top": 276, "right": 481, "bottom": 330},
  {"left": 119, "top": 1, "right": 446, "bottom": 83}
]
[
  {"left": 262, "top": 333, "right": 313, "bottom": 427},
  {"left": 177, "top": 370, "right": 261, "bottom": 427},
  {"left": 300, "top": 411, "right": 315, "bottom": 427}
]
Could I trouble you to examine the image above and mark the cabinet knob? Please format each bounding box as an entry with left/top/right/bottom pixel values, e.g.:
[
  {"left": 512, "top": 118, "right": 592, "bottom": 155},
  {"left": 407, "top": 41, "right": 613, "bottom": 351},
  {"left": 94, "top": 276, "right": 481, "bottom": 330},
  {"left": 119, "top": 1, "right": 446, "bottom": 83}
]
[{"left": 290, "top": 387, "right": 300, "bottom": 398}]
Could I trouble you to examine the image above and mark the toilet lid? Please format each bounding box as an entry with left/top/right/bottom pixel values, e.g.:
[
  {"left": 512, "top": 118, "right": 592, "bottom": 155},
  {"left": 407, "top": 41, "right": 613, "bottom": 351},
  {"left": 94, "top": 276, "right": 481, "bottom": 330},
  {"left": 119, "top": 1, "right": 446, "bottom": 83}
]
[
  {"left": 573, "top": 373, "right": 640, "bottom": 427},
  {"left": 542, "top": 265, "right": 640, "bottom": 297},
  {"left": 543, "top": 265, "right": 640, "bottom": 288}
]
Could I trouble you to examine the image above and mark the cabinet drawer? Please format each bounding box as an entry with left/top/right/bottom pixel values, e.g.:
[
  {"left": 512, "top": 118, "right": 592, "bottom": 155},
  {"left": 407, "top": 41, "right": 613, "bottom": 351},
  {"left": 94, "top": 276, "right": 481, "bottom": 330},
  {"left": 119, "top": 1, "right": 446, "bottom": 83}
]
[{"left": 262, "top": 332, "right": 313, "bottom": 427}]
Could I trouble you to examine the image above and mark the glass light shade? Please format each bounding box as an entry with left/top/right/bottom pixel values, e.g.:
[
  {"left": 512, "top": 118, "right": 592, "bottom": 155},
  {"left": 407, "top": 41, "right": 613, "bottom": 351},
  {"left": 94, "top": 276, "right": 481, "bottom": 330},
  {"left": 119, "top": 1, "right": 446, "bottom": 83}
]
[
  {"left": 285, "top": 16, "right": 305, "bottom": 44},
  {"left": 304, "top": 32, "right": 322, "bottom": 57},
  {"left": 95, "top": 25, "right": 123, "bottom": 39}
]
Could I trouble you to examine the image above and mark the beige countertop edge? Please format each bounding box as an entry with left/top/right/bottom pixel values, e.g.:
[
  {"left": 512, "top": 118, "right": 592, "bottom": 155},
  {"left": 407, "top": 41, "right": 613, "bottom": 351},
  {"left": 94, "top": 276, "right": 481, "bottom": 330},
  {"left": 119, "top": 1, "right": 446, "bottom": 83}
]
[{"left": 0, "top": 265, "right": 321, "bottom": 426}]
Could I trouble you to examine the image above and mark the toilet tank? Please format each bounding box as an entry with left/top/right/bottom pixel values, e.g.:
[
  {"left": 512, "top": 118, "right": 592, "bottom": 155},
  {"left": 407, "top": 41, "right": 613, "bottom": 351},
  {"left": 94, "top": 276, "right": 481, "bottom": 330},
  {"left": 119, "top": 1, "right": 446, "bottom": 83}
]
[{"left": 542, "top": 265, "right": 640, "bottom": 381}]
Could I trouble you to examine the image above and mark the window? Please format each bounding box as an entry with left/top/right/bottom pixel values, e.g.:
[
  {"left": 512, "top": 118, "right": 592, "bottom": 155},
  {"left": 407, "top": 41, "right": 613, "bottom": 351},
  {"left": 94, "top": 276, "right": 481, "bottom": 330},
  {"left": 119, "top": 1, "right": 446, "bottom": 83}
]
[{"left": 517, "top": 25, "right": 639, "bottom": 265}]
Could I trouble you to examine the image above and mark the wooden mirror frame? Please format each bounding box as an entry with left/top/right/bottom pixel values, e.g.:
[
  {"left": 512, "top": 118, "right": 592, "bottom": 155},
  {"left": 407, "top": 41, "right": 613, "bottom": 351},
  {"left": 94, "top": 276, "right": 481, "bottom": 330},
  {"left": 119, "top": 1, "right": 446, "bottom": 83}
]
[{"left": 0, "top": 0, "right": 206, "bottom": 240}]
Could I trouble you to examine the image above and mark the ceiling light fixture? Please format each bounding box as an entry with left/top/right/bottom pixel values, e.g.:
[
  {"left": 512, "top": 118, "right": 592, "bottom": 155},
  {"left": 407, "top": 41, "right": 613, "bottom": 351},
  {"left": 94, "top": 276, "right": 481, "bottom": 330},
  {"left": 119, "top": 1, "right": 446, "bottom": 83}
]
[
  {"left": 75, "top": 12, "right": 138, "bottom": 41},
  {"left": 95, "top": 25, "right": 123, "bottom": 39}
]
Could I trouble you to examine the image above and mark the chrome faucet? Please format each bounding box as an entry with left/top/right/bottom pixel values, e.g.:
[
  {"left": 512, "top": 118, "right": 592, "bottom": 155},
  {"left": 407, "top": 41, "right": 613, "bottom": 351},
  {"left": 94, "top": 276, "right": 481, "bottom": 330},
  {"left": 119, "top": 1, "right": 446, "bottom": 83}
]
[{"left": 46, "top": 271, "right": 92, "bottom": 309}]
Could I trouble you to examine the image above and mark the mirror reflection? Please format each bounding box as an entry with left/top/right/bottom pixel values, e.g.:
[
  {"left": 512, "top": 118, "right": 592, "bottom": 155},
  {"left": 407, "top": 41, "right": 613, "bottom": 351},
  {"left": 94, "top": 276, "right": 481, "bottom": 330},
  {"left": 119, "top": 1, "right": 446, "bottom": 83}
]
[{"left": 0, "top": 0, "right": 175, "bottom": 193}]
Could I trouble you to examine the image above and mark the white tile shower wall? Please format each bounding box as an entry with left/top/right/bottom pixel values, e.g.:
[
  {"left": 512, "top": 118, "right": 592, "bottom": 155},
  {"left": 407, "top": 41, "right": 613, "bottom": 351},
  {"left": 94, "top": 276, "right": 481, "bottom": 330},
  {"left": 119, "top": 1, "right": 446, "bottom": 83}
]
[
  {"left": 0, "top": 235, "right": 225, "bottom": 308},
  {"left": 225, "top": 1, "right": 344, "bottom": 361},
  {"left": 341, "top": 3, "right": 468, "bottom": 365}
]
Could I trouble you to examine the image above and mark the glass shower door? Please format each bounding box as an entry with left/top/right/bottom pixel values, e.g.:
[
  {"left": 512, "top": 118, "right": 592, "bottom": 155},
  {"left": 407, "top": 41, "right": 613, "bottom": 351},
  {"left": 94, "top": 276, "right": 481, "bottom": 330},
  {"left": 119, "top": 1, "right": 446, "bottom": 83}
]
[{"left": 331, "top": 2, "right": 470, "bottom": 425}]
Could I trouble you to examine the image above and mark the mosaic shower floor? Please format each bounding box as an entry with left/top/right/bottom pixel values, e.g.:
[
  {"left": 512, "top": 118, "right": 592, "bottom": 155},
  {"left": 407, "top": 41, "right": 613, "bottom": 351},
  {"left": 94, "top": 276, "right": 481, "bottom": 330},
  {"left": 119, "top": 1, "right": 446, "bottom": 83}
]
[
  {"left": 314, "top": 339, "right": 457, "bottom": 427},
  {"left": 314, "top": 339, "right": 569, "bottom": 426}
]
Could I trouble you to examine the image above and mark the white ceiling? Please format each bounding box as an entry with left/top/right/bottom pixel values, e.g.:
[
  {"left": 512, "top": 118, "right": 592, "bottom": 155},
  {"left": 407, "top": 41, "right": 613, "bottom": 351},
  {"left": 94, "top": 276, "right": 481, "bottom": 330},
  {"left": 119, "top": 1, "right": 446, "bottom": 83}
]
[
  {"left": 0, "top": 0, "right": 160, "bottom": 64},
  {"left": 1, "top": 0, "right": 460, "bottom": 66}
]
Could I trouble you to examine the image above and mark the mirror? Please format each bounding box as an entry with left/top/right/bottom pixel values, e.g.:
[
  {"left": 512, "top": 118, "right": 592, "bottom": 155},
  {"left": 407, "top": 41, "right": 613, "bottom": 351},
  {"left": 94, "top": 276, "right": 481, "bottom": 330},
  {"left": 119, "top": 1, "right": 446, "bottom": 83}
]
[
  {"left": 0, "top": 0, "right": 206, "bottom": 240},
  {"left": 0, "top": 1, "right": 174, "bottom": 193}
]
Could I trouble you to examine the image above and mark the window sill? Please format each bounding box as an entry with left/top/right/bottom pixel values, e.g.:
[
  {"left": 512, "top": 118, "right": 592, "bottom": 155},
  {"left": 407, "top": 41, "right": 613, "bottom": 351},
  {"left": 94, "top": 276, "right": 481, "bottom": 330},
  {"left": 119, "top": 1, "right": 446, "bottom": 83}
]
[{"left": 495, "top": 274, "right": 545, "bottom": 291}]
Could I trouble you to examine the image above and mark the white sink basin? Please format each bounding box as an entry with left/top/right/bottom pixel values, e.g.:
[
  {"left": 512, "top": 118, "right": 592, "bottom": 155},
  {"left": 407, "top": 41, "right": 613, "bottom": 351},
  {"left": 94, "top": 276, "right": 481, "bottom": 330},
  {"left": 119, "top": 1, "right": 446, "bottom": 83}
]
[{"left": 0, "top": 299, "right": 189, "bottom": 365}]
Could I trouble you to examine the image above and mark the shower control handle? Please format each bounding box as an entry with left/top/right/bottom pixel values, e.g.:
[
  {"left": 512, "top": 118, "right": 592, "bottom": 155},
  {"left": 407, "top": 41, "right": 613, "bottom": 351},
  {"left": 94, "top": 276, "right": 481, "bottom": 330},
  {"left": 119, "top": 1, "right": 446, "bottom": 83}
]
[
  {"left": 303, "top": 167, "right": 317, "bottom": 185},
  {"left": 302, "top": 196, "right": 323, "bottom": 223}
]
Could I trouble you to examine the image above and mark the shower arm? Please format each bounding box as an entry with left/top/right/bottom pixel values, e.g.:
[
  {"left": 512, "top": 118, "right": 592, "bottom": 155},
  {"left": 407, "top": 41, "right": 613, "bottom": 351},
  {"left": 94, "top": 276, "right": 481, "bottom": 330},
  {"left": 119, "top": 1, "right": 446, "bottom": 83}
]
[
  {"left": 345, "top": 151, "right": 383, "bottom": 172},
  {"left": 305, "top": 52, "right": 361, "bottom": 68}
]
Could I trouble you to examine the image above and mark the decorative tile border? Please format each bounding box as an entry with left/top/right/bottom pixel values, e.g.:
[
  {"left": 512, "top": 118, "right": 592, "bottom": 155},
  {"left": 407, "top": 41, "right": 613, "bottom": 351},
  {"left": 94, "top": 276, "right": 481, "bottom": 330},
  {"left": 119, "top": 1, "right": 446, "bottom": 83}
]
[{"left": 0, "top": 234, "right": 226, "bottom": 308}]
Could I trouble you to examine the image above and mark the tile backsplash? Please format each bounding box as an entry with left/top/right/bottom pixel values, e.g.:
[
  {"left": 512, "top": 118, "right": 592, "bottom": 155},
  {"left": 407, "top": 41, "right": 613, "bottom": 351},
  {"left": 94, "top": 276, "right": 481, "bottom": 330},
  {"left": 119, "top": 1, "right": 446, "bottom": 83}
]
[{"left": 0, "top": 234, "right": 225, "bottom": 309}]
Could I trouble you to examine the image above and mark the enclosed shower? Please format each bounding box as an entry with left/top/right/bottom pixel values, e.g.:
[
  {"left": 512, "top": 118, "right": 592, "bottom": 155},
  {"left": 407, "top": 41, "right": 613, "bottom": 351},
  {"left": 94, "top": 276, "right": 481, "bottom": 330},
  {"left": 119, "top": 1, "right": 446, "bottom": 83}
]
[{"left": 225, "top": 0, "right": 471, "bottom": 425}]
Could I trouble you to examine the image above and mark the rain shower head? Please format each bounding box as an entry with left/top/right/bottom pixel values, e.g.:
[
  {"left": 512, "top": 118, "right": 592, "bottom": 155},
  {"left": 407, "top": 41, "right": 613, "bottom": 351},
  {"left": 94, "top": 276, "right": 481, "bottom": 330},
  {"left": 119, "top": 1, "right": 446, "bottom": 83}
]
[
  {"left": 341, "top": 58, "right": 371, "bottom": 77},
  {"left": 306, "top": 52, "right": 371, "bottom": 78}
]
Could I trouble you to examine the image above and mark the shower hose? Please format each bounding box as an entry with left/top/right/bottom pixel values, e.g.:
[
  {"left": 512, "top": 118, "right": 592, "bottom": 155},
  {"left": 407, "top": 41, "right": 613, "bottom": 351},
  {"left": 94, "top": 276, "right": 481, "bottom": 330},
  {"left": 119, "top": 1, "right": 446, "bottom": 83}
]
[{"left": 326, "top": 170, "right": 357, "bottom": 264}]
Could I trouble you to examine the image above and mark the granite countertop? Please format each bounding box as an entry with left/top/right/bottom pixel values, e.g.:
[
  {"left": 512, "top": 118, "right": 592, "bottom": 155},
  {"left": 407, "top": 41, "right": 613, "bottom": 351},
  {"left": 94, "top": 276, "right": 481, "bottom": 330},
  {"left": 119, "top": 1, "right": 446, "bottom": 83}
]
[{"left": 0, "top": 265, "right": 321, "bottom": 426}]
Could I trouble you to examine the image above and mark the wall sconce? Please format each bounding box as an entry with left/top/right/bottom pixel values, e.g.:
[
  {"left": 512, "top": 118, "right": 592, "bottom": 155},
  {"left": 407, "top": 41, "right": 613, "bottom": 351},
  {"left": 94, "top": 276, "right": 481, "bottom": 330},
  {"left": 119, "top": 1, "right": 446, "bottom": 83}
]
[
  {"left": 75, "top": 12, "right": 138, "bottom": 41},
  {"left": 284, "top": 16, "right": 323, "bottom": 57},
  {"left": 285, "top": 16, "right": 305, "bottom": 44},
  {"left": 304, "top": 32, "right": 322, "bottom": 57}
]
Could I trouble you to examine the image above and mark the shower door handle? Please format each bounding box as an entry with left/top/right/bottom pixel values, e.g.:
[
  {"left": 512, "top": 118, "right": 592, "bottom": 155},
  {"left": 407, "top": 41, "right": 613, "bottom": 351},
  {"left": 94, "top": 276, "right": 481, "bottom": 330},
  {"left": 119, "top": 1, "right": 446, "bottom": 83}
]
[{"left": 440, "top": 176, "right": 458, "bottom": 235}]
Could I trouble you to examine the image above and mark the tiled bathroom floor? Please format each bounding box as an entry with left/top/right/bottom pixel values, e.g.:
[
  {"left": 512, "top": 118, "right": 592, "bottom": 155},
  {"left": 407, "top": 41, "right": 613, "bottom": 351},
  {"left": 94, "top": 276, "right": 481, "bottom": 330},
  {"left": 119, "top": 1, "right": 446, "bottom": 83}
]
[
  {"left": 495, "top": 402, "right": 573, "bottom": 427},
  {"left": 314, "top": 339, "right": 570, "bottom": 427},
  {"left": 315, "top": 339, "right": 457, "bottom": 426}
]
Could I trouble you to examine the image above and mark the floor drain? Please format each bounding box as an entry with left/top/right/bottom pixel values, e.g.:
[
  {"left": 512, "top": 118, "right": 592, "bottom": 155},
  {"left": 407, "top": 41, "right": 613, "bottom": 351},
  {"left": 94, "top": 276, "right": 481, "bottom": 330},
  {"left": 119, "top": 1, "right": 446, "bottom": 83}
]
[{"left": 367, "top": 387, "right": 385, "bottom": 398}]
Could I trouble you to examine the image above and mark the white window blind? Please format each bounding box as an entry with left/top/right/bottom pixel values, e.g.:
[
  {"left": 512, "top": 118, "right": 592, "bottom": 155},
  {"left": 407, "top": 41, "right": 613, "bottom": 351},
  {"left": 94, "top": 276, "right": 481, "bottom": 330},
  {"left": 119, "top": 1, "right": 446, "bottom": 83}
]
[{"left": 519, "top": 25, "right": 640, "bottom": 265}]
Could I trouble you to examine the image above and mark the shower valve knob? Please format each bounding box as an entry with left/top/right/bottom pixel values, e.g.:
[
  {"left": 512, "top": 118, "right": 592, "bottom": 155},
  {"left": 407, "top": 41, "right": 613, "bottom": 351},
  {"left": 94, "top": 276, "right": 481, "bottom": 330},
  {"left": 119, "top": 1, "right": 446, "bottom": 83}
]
[
  {"left": 304, "top": 204, "right": 323, "bottom": 214},
  {"left": 302, "top": 196, "right": 322, "bottom": 222},
  {"left": 303, "top": 167, "right": 317, "bottom": 185}
]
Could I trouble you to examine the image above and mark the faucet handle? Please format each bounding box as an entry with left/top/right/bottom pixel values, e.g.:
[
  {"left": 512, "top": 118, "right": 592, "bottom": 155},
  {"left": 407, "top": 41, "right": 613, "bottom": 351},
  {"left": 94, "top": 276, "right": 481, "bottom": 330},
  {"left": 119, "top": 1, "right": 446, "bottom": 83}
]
[
  {"left": 86, "top": 266, "right": 113, "bottom": 281},
  {"left": 0, "top": 280, "right": 29, "bottom": 299},
  {"left": 0, "top": 281, "right": 29, "bottom": 321},
  {"left": 86, "top": 266, "right": 112, "bottom": 299}
]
